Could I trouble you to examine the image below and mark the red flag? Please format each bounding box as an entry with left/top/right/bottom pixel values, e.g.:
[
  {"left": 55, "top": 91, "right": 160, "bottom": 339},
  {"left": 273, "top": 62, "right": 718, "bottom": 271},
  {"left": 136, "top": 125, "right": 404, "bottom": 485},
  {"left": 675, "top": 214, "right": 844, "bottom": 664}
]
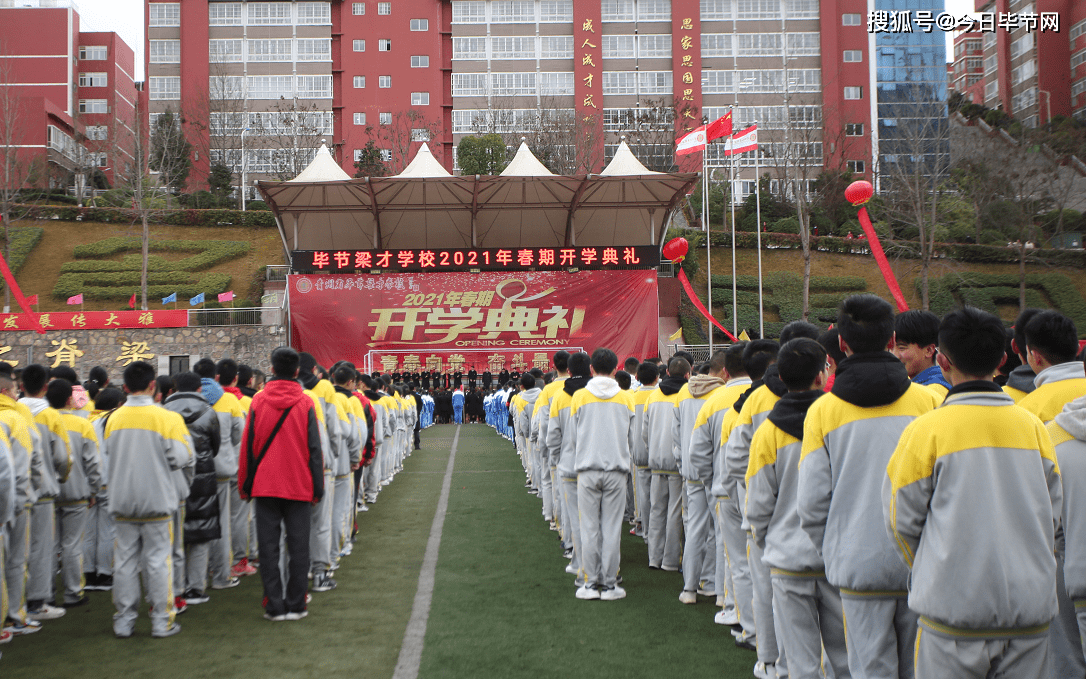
[
  {"left": 128, "top": 292, "right": 136, "bottom": 309},
  {"left": 25, "top": 294, "right": 37, "bottom": 306},
  {"left": 706, "top": 111, "right": 733, "bottom": 141},
  {"left": 675, "top": 125, "right": 707, "bottom": 156},
  {"left": 67, "top": 293, "right": 84, "bottom": 305}
]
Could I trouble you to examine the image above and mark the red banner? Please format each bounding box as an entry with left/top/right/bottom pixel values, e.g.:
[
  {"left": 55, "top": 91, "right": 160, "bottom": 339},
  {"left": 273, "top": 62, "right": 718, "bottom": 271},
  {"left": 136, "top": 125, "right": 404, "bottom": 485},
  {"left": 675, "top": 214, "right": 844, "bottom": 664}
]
[
  {"left": 0, "top": 309, "right": 189, "bottom": 332},
  {"left": 288, "top": 271, "right": 660, "bottom": 374}
]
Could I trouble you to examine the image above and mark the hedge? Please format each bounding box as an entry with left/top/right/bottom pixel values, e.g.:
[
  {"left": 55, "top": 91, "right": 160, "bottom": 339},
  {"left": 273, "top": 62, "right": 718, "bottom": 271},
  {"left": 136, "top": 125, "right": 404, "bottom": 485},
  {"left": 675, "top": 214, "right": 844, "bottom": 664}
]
[
  {"left": 68, "top": 238, "right": 249, "bottom": 271},
  {"left": 6, "top": 227, "right": 44, "bottom": 274},
  {"left": 54, "top": 273, "right": 232, "bottom": 301},
  {"left": 15, "top": 204, "right": 277, "bottom": 228},
  {"left": 922, "top": 272, "right": 1086, "bottom": 330}
]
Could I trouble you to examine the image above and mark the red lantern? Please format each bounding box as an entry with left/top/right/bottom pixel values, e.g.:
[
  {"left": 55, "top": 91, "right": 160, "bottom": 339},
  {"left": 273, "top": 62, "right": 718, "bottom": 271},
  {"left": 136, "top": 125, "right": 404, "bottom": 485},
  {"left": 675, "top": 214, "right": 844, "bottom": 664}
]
[
  {"left": 662, "top": 237, "right": 689, "bottom": 263},
  {"left": 845, "top": 180, "right": 874, "bottom": 206}
]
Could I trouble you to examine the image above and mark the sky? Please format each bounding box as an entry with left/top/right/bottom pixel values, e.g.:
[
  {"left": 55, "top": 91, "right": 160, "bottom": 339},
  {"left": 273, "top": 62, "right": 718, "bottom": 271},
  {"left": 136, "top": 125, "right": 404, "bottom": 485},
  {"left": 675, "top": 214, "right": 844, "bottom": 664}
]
[{"left": 71, "top": 0, "right": 977, "bottom": 82}]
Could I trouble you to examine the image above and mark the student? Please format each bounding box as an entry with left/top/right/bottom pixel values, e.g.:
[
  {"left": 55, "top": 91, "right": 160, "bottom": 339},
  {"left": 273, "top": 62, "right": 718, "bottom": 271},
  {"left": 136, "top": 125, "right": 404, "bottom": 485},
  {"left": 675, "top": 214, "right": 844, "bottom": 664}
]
[
  {"left": 885, "top": 307, "right": 1060, "bottom": 678},
  {"left": 629, "top": 362, "right": 658, "bottom": 540},
  {"left": 624, "top": 357, "right": 641, "bottom": 388},
  {"left": 331, "top": 367, "right": 365, "bottom": 560},
  {"left": 452, "top": 386, "right": 465, "bottom": 425},
  {"left": 798, "top": 295, "right": 940, "bottom": 679},
  {"left": 530, "top": 351, "right": 570, "bottom": 537},
  {"left": 571, "top": 348, "right": 635, "bottom": 601},
  {"left": 0, "top": 367, "right": 38, "bottom": 636},
  {"left": 161, "top": 372, "right": 221, "bottom": 606},
  {"left": 239, "top": 347, "right": 324, "bottom": 622},
  {"left": 745, "top": 339, "right": 848, "bottom": 679},
  {"left": 1019, "top": 310, "right": 1086, "bottom": 423},
  {"left": 516, "top": 375, "right": 544, "bottom": 515},
  {"left": 217, "top": 359, "right": 255, "bottom": 577},
  {"left": 1002, "top": 308, "right": 1042, "bottom": 402},
  {"left": 892, "top": 309, "right": 951, "bottom": 397},
  {"left": 675, "top": 350, "right": 727, "bottom": 605},
  {"left": 0, "top": 425, "right": 11, "bottom": 644},
  {"left": 1050, "top": 393, "right": 1086, "bottom": 668},
  {"left": 817, "top": 328, "right": 846, "bottom": 392},
  {"left": 19, "top": 364, "right": 72, "bottom": 622},
  {"left": 359, "top": 375, "right": 391, "bottom": 507},
  {"left": 83, "top": 387, "right": 124, "bottom": 594},
  {"left": 106, "top": 361, "right": 194, "bottom": 638},
  {"left": 642, "top": 357, "right": 687, "bottom": 571},
  {"left": 51, "top": 379, "right": 103, "bottom": 608}
]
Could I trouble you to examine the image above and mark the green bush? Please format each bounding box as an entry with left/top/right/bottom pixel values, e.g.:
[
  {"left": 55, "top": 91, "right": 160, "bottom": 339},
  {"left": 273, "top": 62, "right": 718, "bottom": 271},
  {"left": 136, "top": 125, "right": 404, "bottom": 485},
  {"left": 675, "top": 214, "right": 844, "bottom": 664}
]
[
  {"left": 246, "top": 200, "right": 269, "bottom": 211},
  {"left": 17, "top": 203, "right": 277, "bottom": 228},
  {"left": 5, "top": 227, "right": 44, "bottom": 274},
  {"left": 772, "top": 217, "right": 800, "bottom": 235},
  {"left": 921, "top": 272, "right": 1086, "bottom": 331},
  {"left": 53, "top": 273, "right": 231, "bottom": 301},
  {"left": 70, "top": 238, "right": 249, "bottom": 271},
  {"left": 679, "top": 313, "right": 705, "bottom": 344}
]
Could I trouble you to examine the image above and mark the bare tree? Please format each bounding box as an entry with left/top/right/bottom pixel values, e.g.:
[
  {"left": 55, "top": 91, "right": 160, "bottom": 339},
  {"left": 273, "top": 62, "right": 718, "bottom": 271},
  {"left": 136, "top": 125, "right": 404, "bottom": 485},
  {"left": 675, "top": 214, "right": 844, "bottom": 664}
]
[
  {"left": 252, "top": 99, "right": 333, "bottom": 181},
  {"left": 467, "top": 96, "right": 605, "bottom": 174},
  {"left": 361, "top": 108, "right": 441, "bottom": 174},
  {"left": 187, "top": 64, "right": 247, "bottom": 202}
]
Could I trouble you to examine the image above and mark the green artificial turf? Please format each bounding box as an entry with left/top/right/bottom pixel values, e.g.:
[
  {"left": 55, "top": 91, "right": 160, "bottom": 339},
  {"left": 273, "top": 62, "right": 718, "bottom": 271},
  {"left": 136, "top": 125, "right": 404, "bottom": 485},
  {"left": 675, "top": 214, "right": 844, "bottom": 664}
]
[{"left": 418, "top": 425, "right": 759, "bottom": 679}]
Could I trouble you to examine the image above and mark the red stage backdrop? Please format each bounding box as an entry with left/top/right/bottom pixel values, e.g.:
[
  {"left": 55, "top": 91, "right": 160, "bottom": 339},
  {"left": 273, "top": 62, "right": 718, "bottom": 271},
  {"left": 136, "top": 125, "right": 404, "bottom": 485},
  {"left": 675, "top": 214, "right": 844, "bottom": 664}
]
[{"left": 288, "top": 271, "right": 659, "bottom": 375}]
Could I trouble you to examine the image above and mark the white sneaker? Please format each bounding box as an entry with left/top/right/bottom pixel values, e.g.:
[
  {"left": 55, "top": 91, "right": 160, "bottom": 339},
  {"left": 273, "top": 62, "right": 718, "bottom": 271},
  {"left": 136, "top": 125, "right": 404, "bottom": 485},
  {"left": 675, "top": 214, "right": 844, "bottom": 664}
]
[
  {"left": 715, "top": 608, "right": 740, "bottom": 626},
  {"left": 697, "top": 587, "right": 716, "bottom": 597},
  {"left": 575, "top": 585, "right": 600, "bottom": 600},
  {"left": 600, "top": 585, "right": 626, "bottom": 601},
  {"left": 27, "top": 604, "right": 65, "bottom": 621},
  {"left": 565, "top": 563, "right": 577, "bottom": 574},
  {"left": 753, "top": 661, "right": 776, "bottom": 679},
  {"left": 678, "top": 590, "right": 697, "bottom": 605}
]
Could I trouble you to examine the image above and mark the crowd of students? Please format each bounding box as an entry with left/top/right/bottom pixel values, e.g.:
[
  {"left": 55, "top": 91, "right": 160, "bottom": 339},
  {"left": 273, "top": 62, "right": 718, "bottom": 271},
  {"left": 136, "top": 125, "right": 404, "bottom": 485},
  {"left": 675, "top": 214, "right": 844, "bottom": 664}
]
[
  {"left": 488, "top": 297, "right": 1086, "bottom": 679},
  {"left": 0, "top": 349, "right": 424, "bottom": 642}
]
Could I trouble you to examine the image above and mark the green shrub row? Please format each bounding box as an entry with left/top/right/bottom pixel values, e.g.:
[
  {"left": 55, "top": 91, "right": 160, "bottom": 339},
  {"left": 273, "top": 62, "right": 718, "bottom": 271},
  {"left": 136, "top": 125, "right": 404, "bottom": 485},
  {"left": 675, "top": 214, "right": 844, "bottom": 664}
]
[
  {"left": 66, "top": 240, "right": 249, "bottom": 272},
  {"left": 53, "top": 273, "right": 231, "bottom": 300},
  {"left": 17, "top": 204, "right": 277, "bottom": 228},
  {"left": 922, "top": 272, "right": 1086, "bottom": 331},
  {"left": 56, "top": 271, "right": 195, "bottom": 289},
  {"left": 7, "top": 227, "right": 44, "bottom": 274}
]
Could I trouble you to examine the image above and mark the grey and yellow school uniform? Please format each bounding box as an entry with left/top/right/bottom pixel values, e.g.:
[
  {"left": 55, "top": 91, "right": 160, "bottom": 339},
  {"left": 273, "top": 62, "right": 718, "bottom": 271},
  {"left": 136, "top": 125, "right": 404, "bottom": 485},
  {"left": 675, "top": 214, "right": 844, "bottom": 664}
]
[
  {"left": 642, "top": 381, "right": 683, "bottom": 570},
  {"left": 531, "top": 378, "right": 567, "bottom": 534},
  {"left": 746, "top": 391, "right": 849, "bottom": 679},
  {"left": 332, "top": 389, "right": 365, "bottom": 557},
  {"left": 56, "top": 411, "right": 103, "bottom": 605},
  {"left": 1047, "top": 398, "right": 1086, "bottom": 674},
  {"left": 206, "top": 390, "right": 243, "bottom": 586},
  {"left": 105, "top": 395, "right": 194, "bottom": 637},
  {"left": 0, "top": 398, "right": 37, "bottom": 625},
  {"left": 0, "top": 427, "right": 15, "bottom": 623},
  {"left": 629, "top": 385, "right": 655, "bottom": 537},
  {"left": 886, "top": 387, "right": 1060, "bottom": 679},
  {"left": 363, "top": 391, "right": 391, "bottom": 503},
  {"left": 307, "top": 385, "right": 343, "bottom": 575},
  {"left": 798, "top": 355, "right": 939, "bottom": 679},
  {"left": 517, "top": 386, "right": 543, "bottom": 518},
  {"left": 546, "top": 385, "right": 583, "bottom": 585}
]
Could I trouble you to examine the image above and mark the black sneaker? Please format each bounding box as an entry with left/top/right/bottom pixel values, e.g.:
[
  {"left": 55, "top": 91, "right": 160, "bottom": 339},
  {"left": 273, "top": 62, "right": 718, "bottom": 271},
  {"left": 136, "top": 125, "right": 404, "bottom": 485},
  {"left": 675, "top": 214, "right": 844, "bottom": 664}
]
[
  {"left": 83, "top": 573, "right": 100, "bottom": 591},
  {"left": 311, "top": 571, "right": 337, "bottom": 592},
  {"left": 735, "top": 639, "right": 757, "bottom": 652},
  {"left": 63, "top": 595, "right": 89, "bottom": 608},
  {"left": 98, "top": 575, "right": 113, "bottom": 591},
  {"left": 183, "top": 589, "right": 210, "bottom": 605}
]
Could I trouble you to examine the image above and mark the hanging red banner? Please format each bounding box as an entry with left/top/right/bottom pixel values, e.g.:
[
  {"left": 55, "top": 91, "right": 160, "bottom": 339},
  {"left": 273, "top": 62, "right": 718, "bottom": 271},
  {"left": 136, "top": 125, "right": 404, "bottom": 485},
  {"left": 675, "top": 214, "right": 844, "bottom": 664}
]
[
  {"left": 288, "top": 271, "right": 660, "bottom": 373},
  {"left": 0, "top": 309, "right": 189, "bottom": 332}
]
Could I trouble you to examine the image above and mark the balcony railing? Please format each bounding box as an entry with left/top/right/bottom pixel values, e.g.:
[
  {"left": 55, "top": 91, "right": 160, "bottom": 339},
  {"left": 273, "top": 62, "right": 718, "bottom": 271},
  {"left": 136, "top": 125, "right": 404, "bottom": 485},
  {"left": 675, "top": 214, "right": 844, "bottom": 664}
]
[{"left": 188, "top": 306, "right": 283, "bottom": 327}]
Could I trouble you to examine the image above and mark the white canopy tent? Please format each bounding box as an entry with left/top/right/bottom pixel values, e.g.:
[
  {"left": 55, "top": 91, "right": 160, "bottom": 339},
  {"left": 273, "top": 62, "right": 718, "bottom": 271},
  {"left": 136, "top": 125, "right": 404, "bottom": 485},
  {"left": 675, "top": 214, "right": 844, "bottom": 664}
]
[{"left": 258, "top": 141, "right": 698, "bottom": 260}]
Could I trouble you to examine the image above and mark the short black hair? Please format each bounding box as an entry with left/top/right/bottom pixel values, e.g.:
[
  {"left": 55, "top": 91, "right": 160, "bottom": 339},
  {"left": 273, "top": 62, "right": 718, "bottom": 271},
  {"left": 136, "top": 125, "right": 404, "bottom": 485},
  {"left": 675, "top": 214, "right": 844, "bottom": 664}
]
[
  {"left": 837, "top": 294, "right": 895, "bottom": 354},
  {"left": 520, "top": 373, "right": 536, "bottom": 390},
  {"left": 1024, "top": 310, "right": 1079, "bottom": 365},
  {"left": 174, "top": 371, "right": 202, "bottom": 393},
  {"left": 939, "top": 307, "right": 1007, "bottom": 378},
  {"left": 298, "top": 352, "right": 318, "bottom": 374},
  {"left": 88, "top": 366, "right": 109, "bottom": 386},
  {"left": 529, "top": 368, "right": 544, "bottom": 379},
  {"left": 591, "top": 348, "right": 619, "bottom": 375},
  {"left": 21, "top": 364, "right": 49, "bottom": 396},
  {"left": 708, "top": 349, "right": 728, "bottom": 374},
  {"left": 270, "top": 346, "right": 300, "bottom": 379},
  {"left": 742, "top": 340, "right": 780, "bottom": 381},
  {"left": 49, "top": 366, "right": 78, "bottom": 383},
  {"left": 568, "top": 352, "right": 592, "bottom": 378},
  {"left": 381, "top": 374, "right": 392, "bottom": 386},
  {"left": 94, "top": 386, "right": 126, "bottom": 411},
  {"left": 359, "top": 374, "right": 376, "bottom": 390},
  {"left": 193, "top": 358, "right": 217, "bottom": 379},
  {"left": 624, "top": 357, "right": 640, "bottom": 373},
  {"left": 334, "top": 366, "right": 355, "bottom": 385},
  {"left": 155, "top": 375, "right": 175, "bottom": 400},
  {"left": 667, "top": 356, "right": 690, "bottom": 379},
  {"left": 216, "top": 358, "right": 238, "bottom": 386},
  {"left": 237, "top": 364, "right": 253, "bottom": 388},
  {"left": 724, "top": 342, "right": 747, "bottom": 377},
  {"left": 777, "top": 339, "right": 827, "bottom": 391},
  {"left": 1001, "top": 327, "right": 1021, "bottom": 377},
  {"left": 673, "top": 350, "right": 695, "bottom": 364},
  {"left": 552, "top": 350, "right": 570, "bottom": 373},
  {"left": 818, "top": 328, "right": 846, "bottom": 365},
  {"left": 45, "top": 378, "right": 72, "bottom": 409},
  {"left": 615, "top": 370, "right": 632, "bottom": 390},
  {"left": 1012, "top": 308, "right": 1043, "bottom": 361},
  {"left": 780, "top": 321, "right": 821, "bottom": 344},
  {"left": 895, "top": 310, "right": 940, "bottom": 348},
  {"left": 636, "top": 362, "right": 658, "bottom": 385},
  {"left": 123, "top": 361, "right": 156, "bottom": 393}
]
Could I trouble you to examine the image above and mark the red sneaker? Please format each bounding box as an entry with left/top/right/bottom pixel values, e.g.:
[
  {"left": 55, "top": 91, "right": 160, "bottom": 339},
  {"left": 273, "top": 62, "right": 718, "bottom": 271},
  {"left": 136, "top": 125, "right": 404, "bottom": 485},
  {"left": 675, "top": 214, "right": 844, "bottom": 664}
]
[
  {"left": 231, "top": 558, "right": 258, "bottom": 578},
  {"left": 0, "top": 628, "right": 13, "bottom": 644},
  {"left": 174, "top": 597, "right": 188, "bottom": 614}
]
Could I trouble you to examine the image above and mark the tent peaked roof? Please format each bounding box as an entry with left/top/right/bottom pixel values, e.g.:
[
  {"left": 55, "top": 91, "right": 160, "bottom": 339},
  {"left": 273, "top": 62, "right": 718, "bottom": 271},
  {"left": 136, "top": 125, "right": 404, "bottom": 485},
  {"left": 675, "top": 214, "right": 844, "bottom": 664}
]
[
  {"left": 288, "top": 143, "right": 351, "bottom": 182},
  {"left": 600, "top": 140, "right": 661, "bottom": 176},
  {"left": 500, "top": 141, "right": 554, "bottom": 176},
  {"left": 396, "top": 143, "right": 452, "bottom": 178}
]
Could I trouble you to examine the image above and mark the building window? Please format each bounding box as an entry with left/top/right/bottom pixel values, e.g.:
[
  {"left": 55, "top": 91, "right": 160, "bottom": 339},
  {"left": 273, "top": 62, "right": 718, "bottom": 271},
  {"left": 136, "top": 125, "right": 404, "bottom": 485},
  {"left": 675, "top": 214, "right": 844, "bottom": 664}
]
[
  {"left": 700, "top": 0, "right": 731, "bottom": 20},
  {"left": 843, "top": 50, "right": 862, "bottom": 63},
  {"left": 453, "top": 37, "right": 486, "bottom": 60},
  {"left": 148, "top": 77, "right": 181, "bottom": 100},
  {"left": 1071, "top": 18, "right": 1086, "bottom": 43},
  {"left": 601, "top": 0, "right": 634, "bottom": 22},
  {"left": 248, "top": 2, "right": 292, "bottom": 25},
  {"left": 736, "top": 0, "right": 780, "bottom": 20},
  {"left": 847, "top": 160, "right": 865, "bottom": 173},
  {"left": 78, "top": 72, "right": 108, "bottom": 88},
  {"left": 636, "top": 0, "right": 670, "bottom": 21},
  {"left": 841, "top": 13, "right": 861, "bottom": 26},
  {"left": 452, "top": 1, "right": 485, "bottom": 23},
  {"left": 701, "top": 34, "right": 732, "bottom": 57},
  {"left": 295, "top": 75, "right": 333, "bottom": 99},
  {"left": 411, "top": 55, "right": 430, "bottom": 68},
  {"left": 380, "top": 112, "right": 392, "bottom": 125},
  {"left": 984, "top": 79, "right": 998, "bottom": 100},
  {"left": 79, "top": 46, "right": 107, "bottom": 60},
  {"left": 411, "top": 92, "right": 430, "bottom": 106},
  {"left": 353, "top": 39, "right": 366, "bottom": 52},
  {"left": 410, "top": 19, "right": 429, "bottom": 30},
  {"left": 411, "top": 128, "right": 430, "bottom": 141},
  {"left": 603, "top": 35, "right": 636, "bottom": 59},
  {"left": 845, "top": 123, "right": 864, "bottom": 136},
  {"left": 378, "top": 2, "right": 391, "bottom": 14},
  {"left": 248, "top": 39, "right": 292, "bottom": 62},
  {"left": 540, "top": 36, "right": 573, "bottom": 59},
  {"left": 492, "top": 36, "right": 537, "bottom": 60},
  {"left": 209, "top": 2, "right": 242, "bottom": 25},
  {"left": 379, "top": 39, "right": 392, "bottom": 51},
  {"left": 209, "top": 39, "right": 243, "bottom": 62},
  {"left": 79, "top": 99, "right": 108, "bottom": 113},
  {"left": 843, "top": 86, "right": 862, "bottom": 99},
  {"left": 149, "top": 40, "right": 181, "bottom": 63},
  {"left": 353, "top": 2, "right": 365, "bottom": 14},
  {"left": 297, "top": 2, "right": 331, "bottom": 25},
  {"left": 492, "top": 1, "right": 536, "bottom": 23},
  {"left": 785, "top": 0, "right": 817, "bottom": 19},
  {"left": 539, "top": 72, "right": 574, "bottom": 94},
  {"left": 353, "top": 75, "right": 366, "bottom": 88},
  {"left": 149, "top": 2, "right": 180, "bottom": 26},
  {"left": 379, "top": 75, "right": 391, "bottom": 88},
  {"left": 539, "top": 0, "right": 573, "bottom": 22},
  {"left": 638, "top": 35, "right": 672, "bottom": 58},
  {"left": 86, "top": 125, "right": 109, "bottom": 140},
  {"left": 297, "top": 39, "right": 332, "bottom": 61},
  {"left": 380, "top": 149, "right": 392, "bottom": 162},
  {"left": 354, "top": 112, "right": 367, "bottom": 125},
  {"left": 247, "top": 75, "right": 293, "bottom": 99}
]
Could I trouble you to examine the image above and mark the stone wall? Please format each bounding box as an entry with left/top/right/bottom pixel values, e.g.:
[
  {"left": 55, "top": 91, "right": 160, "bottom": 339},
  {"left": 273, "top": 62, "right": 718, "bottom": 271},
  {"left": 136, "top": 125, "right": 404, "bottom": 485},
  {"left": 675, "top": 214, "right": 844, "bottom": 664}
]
[{"left": 0, "top": 326, "right": 285, "bottom": 381}]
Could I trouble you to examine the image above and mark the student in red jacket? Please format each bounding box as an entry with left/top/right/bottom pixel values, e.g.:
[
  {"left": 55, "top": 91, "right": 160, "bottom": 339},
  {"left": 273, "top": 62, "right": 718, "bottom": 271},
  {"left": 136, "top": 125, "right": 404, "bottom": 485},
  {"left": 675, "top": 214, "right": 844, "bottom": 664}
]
[{"left": 238, "top": 347, "right": 323, "bottom": 622}]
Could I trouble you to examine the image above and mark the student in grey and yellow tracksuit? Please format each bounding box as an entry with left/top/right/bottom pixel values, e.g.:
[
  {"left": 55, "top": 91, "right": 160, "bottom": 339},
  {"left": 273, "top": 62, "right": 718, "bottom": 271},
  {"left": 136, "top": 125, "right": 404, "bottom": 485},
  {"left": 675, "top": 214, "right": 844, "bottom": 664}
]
[
  {"left": 331, "top": 368, "right": 365, "bottom": 560},
  {"left": 746, "top": 339, "right": 849, "bottom": 679},
  {"left": 571, "top": 348, "right": 635, "bottom": 601},
  {"left": 675, "top": 356, "right": 726, "bottom": 604},
  {"left": 885, "top": 307, "right": 1061, "bottom": 678},
  {"left": 1018, "top": 310, "right": 1086, "bottom": 425},
  {"left": 547, "top": 353, "right": 590, "bottom": 585},
  {"left": 0, "top": 426, "right": 12, "bottom": 629},
  {"left": 532, "top": 352, "right": 569, "bottom": 535},
  {"left": 0, "top": 371, "right": 38, "bottom": 633},
  {"left": 642, "top": 358, "right": 687, "bottom": 571},
  {"left": 798, "top": 295, "right": 939, "bottom": 679},
  {"left": 1051, "top": 393, "right": 1086, "bottom": 668},
  {"left": 517, "top": 375, "right": 544, "bottom": 518},
  {"left": 106, "top": 361, "right": 194, "bottom": 638},
  {"left": 629, "top": 363, "right": 658, "bottom": 540}
]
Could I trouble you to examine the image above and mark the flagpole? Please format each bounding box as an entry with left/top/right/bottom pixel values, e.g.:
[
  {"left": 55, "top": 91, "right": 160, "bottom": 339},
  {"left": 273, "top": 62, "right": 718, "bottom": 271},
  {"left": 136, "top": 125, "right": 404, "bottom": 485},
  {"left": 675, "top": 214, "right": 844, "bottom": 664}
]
[
  {"left": 729, "top": 140, "right": 737, "bottom": 339},
  {"left": 755, "top": 144, "right": 764, "bottom": 339},
  {"left": 703, "top": 141, "right": 712, "bottom": 356}
]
